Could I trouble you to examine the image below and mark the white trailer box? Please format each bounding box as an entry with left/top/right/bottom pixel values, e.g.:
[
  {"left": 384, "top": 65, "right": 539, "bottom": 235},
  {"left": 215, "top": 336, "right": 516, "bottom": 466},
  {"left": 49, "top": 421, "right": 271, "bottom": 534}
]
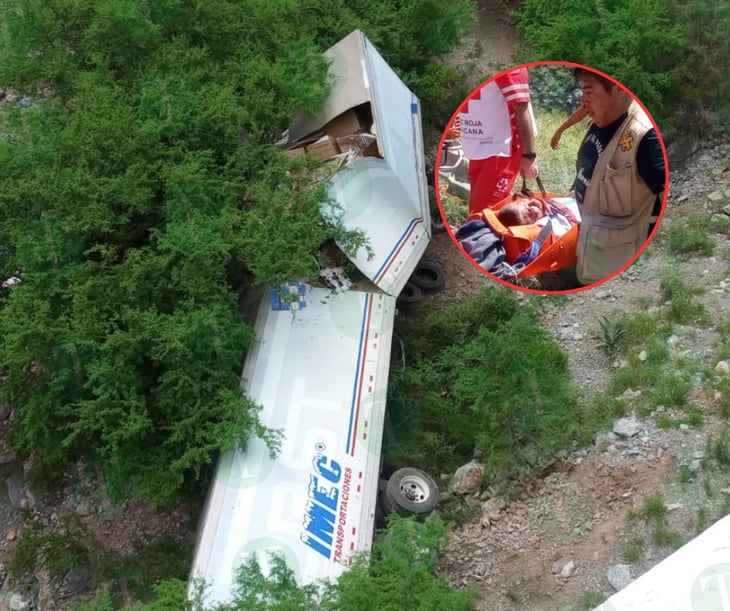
[
  {"left": 595, "top": 514, "right": 730, "bottom": 610},
  {"left": 189, "top": 30, "right": 431, "bottom": 606}
]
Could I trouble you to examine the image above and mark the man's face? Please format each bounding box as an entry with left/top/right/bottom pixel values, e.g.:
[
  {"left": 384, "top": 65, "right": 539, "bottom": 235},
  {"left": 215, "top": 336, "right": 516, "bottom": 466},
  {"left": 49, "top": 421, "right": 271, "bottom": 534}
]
[
  {"left": 517, "top": 199, "right": 544, "bottom": 224},
  {"left": 579, "top": 74, "right": 625, "bottom": 127},
  {"left": 524, "top": 199, "right": 544, "bottom": 224}
]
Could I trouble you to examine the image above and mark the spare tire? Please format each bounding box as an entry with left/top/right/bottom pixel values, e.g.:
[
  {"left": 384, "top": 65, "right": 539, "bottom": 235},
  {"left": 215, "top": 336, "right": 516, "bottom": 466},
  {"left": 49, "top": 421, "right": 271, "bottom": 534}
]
[
  {"left": 383, "top": 467, "right": 439, "bottom": 516},
  {"left": 396, "top": 281, "right": 422, "bottom": 311},
  {"left": 409, "top": 262, "right": 445, "bottom": 294}
]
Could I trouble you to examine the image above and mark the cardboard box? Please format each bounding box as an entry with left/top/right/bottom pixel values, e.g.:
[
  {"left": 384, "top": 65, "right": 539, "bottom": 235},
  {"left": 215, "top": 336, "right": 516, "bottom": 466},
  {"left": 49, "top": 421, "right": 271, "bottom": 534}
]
[
  {"left": 283, "top": 146, "right": 306, "bottom": 158},
  {"left": 362, "top": 138, "right": 380, "bottom": 158},
  {"left": 335, "top": 133, "right": 376, "bottom": 155},
  {"left": 322, "top": 109, "right": 362, "bottom": 139},
  {"left": 305, "top": 135, "right": 340, "bottom": 161}
]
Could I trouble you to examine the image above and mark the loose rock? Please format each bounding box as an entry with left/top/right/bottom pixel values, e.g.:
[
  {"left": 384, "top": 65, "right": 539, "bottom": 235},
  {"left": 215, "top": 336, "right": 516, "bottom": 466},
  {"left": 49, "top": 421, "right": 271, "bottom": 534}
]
[
  {"left": 450, "top": 459, "right": 485, "bottom": 496},
  {"left": 613, "top": 417, "right": 641, "bottom": 438},
  {"left": 481, "top": 497, "right": 507, "bottom": 523},
  {"left": 7, "top": 589, "right": 32, "bottom": 611},
  {"left": 61, "top": 568, "right": 89, "bottom": 594},
  {"left": 552, "top": 557, "right": 572, "bottom": 574},
  {"left": 560, "top": 559, "right": 576, "bottom": 578},
  {"left": 708, "top": 189, "right": 726, "bottom": 202},
  {"left": 607, "top": 564, "right": 632, "bottom": 591}
]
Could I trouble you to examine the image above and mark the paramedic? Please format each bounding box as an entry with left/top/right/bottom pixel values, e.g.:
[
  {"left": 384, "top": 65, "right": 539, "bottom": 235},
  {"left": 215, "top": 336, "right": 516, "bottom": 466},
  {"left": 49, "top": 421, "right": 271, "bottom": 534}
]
[
  {"left": 459, "top": 67, "right": 539, "bottom": 215},
  {"left": 572, "top": 68, "right": 665, "bottom": 286}
]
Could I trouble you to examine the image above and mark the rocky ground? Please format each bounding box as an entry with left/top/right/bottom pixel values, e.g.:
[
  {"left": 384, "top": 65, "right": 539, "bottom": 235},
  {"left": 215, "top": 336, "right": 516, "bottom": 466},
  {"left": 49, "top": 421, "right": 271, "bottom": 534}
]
[{"left": 421, "top": 135, "right": 730, "bottom": 610}]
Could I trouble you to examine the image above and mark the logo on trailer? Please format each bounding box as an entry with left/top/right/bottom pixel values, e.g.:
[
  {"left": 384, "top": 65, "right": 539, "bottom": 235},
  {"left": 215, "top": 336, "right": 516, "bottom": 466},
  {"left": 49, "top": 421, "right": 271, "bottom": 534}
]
[{"left": 301, "top": 443, "right": 353, "bottom": 563}]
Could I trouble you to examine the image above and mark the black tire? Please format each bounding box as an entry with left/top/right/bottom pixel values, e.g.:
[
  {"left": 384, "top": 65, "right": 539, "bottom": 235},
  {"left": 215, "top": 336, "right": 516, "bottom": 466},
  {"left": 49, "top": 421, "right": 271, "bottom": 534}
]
[
  {"left": 431, "top": 211, "right": 447, "bottom": 233},
  {"left": 429, "top": 188, "right": 447, "bottom": 233},
  {"left": 383, "top": 467, "right": 439, "bottom": 516},
  {"left": 396, "top": 281, "right": 422, "bottom": 311},
  {"left": 409, "top": 262, "right": 445, "bottom": 294}
]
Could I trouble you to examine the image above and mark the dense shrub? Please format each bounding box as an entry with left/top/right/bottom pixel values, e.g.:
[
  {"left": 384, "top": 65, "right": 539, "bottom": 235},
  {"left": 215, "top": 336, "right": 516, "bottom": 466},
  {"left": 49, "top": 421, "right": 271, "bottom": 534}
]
[
  {"left": 513, "top": 0, "right": 730, "bottom": 135},
  {"left": 0, "top": 0, "right": 472, "bottom": 506},
  {"left": 388, "top": 288, "right": 578, "bottom": 493}
]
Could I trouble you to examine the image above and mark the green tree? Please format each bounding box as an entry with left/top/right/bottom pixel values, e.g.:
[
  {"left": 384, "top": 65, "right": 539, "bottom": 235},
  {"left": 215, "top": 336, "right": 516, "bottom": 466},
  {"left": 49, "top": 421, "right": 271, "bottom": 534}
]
[
  {"left": 513, "top": 0, "right": 686, "bottom": 133},
  {"left": 0, "top": 0, "right": 472, "bottom": 506},
  {"left": 116, "top": 515, "right": 475, "bottom": 610},
  {"left": 388, "top": 288, "right": 579, "bottom": 491}
]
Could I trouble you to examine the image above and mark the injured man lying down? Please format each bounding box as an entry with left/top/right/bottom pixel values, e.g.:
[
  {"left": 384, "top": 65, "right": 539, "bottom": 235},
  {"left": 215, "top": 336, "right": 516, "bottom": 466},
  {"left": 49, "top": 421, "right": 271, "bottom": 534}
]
[{"left": 455, "top": 195, "right": 581, "bottom": 280}]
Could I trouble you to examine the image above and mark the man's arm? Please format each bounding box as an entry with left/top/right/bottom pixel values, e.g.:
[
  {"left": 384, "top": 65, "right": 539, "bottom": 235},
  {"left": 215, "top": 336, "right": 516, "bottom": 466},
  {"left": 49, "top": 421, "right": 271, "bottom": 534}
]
[
  {"left": 637, "top": 128, "right": 666, "bottom": 237},
  {"left": 514, "top": 102, "right": 538, "bottom": 179},
  {"left": 551, "top": 106, "right": 589, "bottom": 149},
  {"left": 636, "top": 129, "right": 665, "bottom": 194}
]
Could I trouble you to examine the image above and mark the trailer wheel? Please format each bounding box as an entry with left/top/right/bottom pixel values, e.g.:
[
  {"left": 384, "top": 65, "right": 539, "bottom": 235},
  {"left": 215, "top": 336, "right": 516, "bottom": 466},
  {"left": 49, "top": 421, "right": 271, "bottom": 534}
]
[
  {"left": 429, "top": 189, "right": 447, "bottom": 233},
  {"left": 396, "top": 282, "right": 422, "bottom": 311},
  {"left": 431, "top": 211, "right": 447, "bottom": 233},
  {"left": 409, "top": 262, "right": 445, "bottom": 294},
  {"left": 383, "top": 467, "right": 439, "bottom": 515}
]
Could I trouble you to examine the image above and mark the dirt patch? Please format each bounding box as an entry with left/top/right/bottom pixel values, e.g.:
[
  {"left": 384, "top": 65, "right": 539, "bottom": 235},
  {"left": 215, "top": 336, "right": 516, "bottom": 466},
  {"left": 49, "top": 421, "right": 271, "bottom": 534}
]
[
  {"left": 439, "top": 453, "right": 673, "bottom": 611},
  {"left": 78, "top": 501, "right": 194, "bottom": 556},
  {"left": 417, "top": 230, "right": 489, "bottom": 308},
  {"left": 443, "top": 0, "right": 520, "bottom": 79}
]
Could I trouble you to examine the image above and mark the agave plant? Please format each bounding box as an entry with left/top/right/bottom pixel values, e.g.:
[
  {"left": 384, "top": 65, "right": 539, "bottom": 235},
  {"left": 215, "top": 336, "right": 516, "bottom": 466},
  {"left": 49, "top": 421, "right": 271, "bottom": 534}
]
[{"left": 597, "top": 315, "right": 626, "bottom": 355}]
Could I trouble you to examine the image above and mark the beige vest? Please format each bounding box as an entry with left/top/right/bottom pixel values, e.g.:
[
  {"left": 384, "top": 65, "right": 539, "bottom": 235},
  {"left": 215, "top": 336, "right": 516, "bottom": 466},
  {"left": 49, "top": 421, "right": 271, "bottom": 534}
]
[{"left": 576, "top": 101, "right": 660, "bottom": 285}]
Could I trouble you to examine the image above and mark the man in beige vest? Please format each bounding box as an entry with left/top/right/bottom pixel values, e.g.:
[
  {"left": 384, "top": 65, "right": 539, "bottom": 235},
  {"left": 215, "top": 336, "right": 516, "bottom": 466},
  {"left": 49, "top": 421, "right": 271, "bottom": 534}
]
[{"left": 573, "top": 68, "right": 666, "bottom": 286}]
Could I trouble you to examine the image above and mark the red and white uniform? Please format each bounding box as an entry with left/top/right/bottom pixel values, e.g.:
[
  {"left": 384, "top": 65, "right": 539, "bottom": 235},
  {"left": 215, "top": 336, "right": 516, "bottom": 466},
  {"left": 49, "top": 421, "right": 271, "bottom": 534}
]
[{"left": 459, "top": 68, "right": 531, "bottom": 214}]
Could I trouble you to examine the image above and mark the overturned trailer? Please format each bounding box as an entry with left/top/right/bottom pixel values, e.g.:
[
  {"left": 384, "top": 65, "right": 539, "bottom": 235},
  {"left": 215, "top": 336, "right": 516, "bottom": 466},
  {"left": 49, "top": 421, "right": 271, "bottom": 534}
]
[
  {"left": 188, "top": 30, "right": 436, "bottom": 606},
  {"left": 595, "top": 513, "right": 730, "bottom": 610}
]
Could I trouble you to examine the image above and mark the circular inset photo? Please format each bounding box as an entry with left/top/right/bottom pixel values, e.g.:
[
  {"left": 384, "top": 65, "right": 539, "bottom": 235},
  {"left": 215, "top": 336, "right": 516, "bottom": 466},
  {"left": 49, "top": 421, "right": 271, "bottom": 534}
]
[{"left": 435, "top": 62, "right": 669, "bottom": 294}]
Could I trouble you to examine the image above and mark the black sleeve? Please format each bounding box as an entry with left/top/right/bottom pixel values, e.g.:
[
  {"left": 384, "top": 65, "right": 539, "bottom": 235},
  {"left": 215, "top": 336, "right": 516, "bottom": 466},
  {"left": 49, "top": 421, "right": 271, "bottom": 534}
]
[{"left": 637, "top": 129, "right": 665, "bottom": 195}]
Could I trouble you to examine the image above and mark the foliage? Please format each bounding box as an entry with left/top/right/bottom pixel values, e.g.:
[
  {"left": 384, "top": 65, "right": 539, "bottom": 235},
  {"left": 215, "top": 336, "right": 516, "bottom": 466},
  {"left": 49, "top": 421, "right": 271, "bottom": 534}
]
[
  {"left": 678, "top": 463, "right": 694, "bottom": 483},
  {"left": 74, "top": 579, "right": 193, "bottom": 611},
  {"left": 575, "top": 591, "right": 608, "bottom": 610},
  {"left": 596, "top": 316, "right": 625, "bottom": 356},
  {"left": 224, "top": 552, "right": 324, "bottom": 610},
  {"left": 121, "top": 515, "right": 474, "bottom": 610},
  {"left": 529, "top": 64, "right": 581, "bottom": 114},
  {"left": 708, "top": 427, "right": 730, "bottom": 469},
  {"left": 652, "top": 523, "right": 683, "bottom": 548},
  {"left": 72, "top": 590, "right": 116, "bottom": 611},
  {"left": 623, "top": 493, "right": 683, "bottom": 550},
  {"left": 513, "top": 0, "right": 730, "bottom": 133},
  {"left": 659, "top": 268, "right": 708, "bottom": 326},
  {"left": 641, "top": 493, "right": 668, "bottom": 521},
  {"left": 622, "top": 536, "right": 645, "bottom": 563},
  {"left": 98, "top": 537, "right": 194, "bottom": 603},
  {"left": 666, "top": 217, "right": 715, "bottom": 257},
  {"left": 9, "top": 517, "right": 88, "bottom": 580},
  {"left": 388, "top": 288, "right": 580, "bottom": 494},
  {"left": 0, "top": 0, "right": 472, "bottom": 506},
  {"left": 695, "top": 506, "right": 711, "bottom": 534},
  {"left": 532, "top": 106, "right": 588, "bottom": 193}
]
